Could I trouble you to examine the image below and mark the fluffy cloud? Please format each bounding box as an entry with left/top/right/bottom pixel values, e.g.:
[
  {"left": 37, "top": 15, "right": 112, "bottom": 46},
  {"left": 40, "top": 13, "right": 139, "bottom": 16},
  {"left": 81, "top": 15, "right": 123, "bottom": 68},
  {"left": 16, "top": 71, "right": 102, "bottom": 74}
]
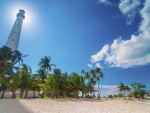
[
  {"left": 91, "top": 45, "right": 109, "bottom": 63},
  {"left": 87, "top": 64, "right": 93, "bottom": 68},
  {"left": 98, "top": 0, "right": 113, "bottom": 6},
  {"left": 91, "top": 0, "right": 150, "bottom": 68},
  {"left": 118, "top": 0, "right": 141, "bottom": 25},
  {"left": 95, "top": 63, "right": 102, "bottom": 69}
]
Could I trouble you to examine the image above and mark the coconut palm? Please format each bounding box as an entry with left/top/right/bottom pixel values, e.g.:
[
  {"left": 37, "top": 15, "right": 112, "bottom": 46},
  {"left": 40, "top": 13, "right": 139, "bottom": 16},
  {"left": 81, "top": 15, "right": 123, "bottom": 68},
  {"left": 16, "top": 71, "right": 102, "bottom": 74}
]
[
  {"left": 99, "top": 71, "right": 104, "bottom": 98},
  {"left": 130, "top": 82, "right": 146, "bottom": 98},
  {"left": 85, "top": 72, "right": 90, "bottom": 83},
  {"left": 61, "top": 72, "right": 69, "bottom": 98},
  {"left": 38, "top": 56, "right": 56, "bottom": 77},
  {"left": 30, "top": 74, "right": 40, "bottom": 98},
  {"left": 118, "top": 82, "right": 131, "bottom": 98},
  {"left": 45, "top": 74, "right": 56, "bottom": 98},
  {"left": 95, "top": 67, "right": 101, "bottom": 97},
  {"left": 53, "top": 68, "right": 62, "bottom": 98},
  {"left": 69, "top": 72, "right": 82, "bottom": 98},
  {"left": 89, "top": 77, "right": 96, "bottom": 97},
  {"left": 37, "top": 68, "right": 47, "bottom": 83}
]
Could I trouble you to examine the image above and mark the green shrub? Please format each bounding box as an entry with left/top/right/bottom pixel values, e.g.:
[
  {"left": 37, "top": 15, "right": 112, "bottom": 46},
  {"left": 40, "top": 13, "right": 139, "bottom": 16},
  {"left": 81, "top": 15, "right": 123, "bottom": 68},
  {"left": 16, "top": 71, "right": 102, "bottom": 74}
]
[
  {"left": 113, "top": 95, "right": 118, "bottom": 97},
  {"left": 118, "top": 93, "right": 124, "bottom": 97},
  {"left": 108, "top": 95, "right": 113, "bottom": 98}
]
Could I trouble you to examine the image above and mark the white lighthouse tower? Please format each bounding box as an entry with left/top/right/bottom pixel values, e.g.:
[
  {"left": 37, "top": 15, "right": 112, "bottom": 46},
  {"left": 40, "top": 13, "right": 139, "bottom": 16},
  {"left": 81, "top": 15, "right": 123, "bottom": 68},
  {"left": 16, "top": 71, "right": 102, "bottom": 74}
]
[{"left": 6, "top": 9, "right": 25, "bottom": 51}]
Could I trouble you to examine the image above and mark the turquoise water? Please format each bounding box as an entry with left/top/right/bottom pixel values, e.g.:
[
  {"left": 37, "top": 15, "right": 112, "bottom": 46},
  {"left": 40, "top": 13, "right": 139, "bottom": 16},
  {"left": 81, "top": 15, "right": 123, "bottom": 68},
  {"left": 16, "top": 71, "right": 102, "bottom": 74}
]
[{"left": 144, "top": 100, "right": 150, "bottom": 103}]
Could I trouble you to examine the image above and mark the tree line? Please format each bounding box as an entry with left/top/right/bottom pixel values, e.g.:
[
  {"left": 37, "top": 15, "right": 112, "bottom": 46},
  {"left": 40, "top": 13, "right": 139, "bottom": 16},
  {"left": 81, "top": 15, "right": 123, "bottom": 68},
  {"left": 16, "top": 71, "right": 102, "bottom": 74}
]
[{"left": 0, "top": 46, "right": 104, "bottom": 99}]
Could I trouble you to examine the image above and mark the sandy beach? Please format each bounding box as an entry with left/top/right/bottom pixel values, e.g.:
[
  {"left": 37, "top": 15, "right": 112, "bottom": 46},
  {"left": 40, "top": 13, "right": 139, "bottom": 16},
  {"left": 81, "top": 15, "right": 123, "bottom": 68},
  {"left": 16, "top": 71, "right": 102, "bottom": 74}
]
[{"left": 0, "top": 99, "right": 150, "bottom": 113}]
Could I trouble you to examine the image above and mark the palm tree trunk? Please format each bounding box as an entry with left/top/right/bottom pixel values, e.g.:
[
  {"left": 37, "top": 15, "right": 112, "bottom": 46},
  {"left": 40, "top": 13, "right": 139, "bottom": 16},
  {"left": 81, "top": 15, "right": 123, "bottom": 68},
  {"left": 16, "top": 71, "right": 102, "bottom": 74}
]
[
  {"left": 20, "top": 89, "right": 24, "bottom": 99},
  {"left": 63, "top": 91, "right": 66, "bottom": 98},
  {"left": 24, "top": 90, "right": 29, "bottom": 98},
  {"left": 33, "top": 89, "right": 36, "bottom": 98},
  {"left": 99, "top": 78, "right": 103, "bottom": 98},
  {"left": 1, "top": 89, "right": 5, "bottom": 98},
  {"left": 98, "top": 80, "right": 100, "bottom": 98},
  {"left": 12, "top": 91, "right": 16, "bottom": 98}
]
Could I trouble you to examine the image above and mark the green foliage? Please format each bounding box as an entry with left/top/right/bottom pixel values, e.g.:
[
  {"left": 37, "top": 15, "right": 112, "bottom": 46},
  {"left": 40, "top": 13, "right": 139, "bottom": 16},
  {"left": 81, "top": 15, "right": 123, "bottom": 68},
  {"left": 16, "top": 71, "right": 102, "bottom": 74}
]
[
  {"left": 127, "top": 94, "right": 132, "bottom": 97},
  {"left": 113, "top": 95, "right": 118, "bottom": 97},
  {"left": 108, "top": 95, "right": 113, "bottom": 98},
  {"left": 118, "top": 93, "right": 124, "bottom": 97}
]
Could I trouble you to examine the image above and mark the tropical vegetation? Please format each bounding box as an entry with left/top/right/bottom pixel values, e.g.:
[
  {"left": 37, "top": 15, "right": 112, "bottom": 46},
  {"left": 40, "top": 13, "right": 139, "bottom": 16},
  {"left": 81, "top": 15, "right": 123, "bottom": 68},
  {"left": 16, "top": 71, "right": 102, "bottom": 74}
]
[{"left": 0, "top": 46, "right": 105, "bottom": 99}]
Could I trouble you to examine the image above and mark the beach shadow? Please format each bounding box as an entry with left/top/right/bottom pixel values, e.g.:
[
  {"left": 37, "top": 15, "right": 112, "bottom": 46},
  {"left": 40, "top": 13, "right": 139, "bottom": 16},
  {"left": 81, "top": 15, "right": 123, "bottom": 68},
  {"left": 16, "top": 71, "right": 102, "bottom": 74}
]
[{"left": 0, "top": 99, "right": 32, "bottom": 113}]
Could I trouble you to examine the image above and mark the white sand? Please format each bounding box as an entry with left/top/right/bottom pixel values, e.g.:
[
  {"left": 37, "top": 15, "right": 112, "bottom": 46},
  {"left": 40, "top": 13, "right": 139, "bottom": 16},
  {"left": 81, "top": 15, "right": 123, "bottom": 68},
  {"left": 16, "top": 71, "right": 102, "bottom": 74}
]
[{"left": 0, "top": 99, "right": 150, "bottom": 113}]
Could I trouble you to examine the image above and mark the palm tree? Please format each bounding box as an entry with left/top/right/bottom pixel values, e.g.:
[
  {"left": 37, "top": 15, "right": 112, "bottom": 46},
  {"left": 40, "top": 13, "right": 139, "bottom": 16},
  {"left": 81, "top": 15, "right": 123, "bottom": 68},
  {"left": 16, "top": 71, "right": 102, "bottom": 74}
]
[
  {"left": 30, "top": 74, "right": 40, "bottom": 98},
  {"left": 69, "top": 72, "right": 82, "bottom": 98},
  {"left": 85, "top": 72, "right": 90, "bottom": 83},
  {"left": 89, "top": 77, "right": 96, "bottom": 97},
  {"left": 53, "top": 68, "right": 62, "bottom": 98},
  {"left": 38, "top": 56, "right": 56, "bottom": 77},
  {"left": 130, "top": 82, "right": 146, "bottom": 99},
  {"left": 0, "top": 74, "right": 20, "bottom": 98},
  {"left": 95, "top": 67, "right": 101, "bottom": 98},
  {"left": 90, "top": 69, "right": 97, "bottom": 97},
  {"left": 61, "top": 72, "right": 69, "bottom": 98},
  {"left": 99, "top": 71, "right": 104, "bottom": 98},
  {"left": 0, "top": 46, "right": 14, "bottom": 98},
  {"left": 118, "top": 82, "right": 131, "bottom": 98},
  {"left": 37, "top": 68, "right": 47, "bottom": 83},
  {"left": 45, "top": 74, "right": 56, "bottom": 98}
]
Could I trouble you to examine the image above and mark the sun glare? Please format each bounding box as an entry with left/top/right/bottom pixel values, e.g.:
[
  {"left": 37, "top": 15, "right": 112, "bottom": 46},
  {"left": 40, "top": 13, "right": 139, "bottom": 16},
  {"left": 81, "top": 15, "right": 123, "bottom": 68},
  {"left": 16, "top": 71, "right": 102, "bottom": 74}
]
[{"left": 6, "top": 2, "right": 37, "bottom": 28}]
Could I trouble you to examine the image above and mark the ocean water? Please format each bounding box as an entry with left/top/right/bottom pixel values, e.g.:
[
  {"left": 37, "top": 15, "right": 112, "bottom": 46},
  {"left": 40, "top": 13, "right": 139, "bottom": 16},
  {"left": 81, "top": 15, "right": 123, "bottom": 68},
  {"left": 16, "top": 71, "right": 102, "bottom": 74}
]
[{"left": 144, "top": 100, "right": 150, "bottom": 103}]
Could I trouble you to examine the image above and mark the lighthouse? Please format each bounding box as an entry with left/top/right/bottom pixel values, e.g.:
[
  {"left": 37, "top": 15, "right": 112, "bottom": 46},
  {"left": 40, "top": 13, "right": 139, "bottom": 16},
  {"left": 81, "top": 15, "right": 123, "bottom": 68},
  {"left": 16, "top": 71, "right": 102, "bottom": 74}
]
[{"left": 6, "top": 9, "right": 25, "bottom": 51}]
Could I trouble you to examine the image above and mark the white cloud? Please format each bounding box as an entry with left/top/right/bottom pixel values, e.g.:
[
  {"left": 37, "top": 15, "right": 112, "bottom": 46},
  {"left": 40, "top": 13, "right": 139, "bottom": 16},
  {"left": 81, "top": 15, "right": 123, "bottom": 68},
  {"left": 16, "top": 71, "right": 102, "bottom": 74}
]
[
  {"left": 87, "top": 64, "right": 93, "bottom": 68},
  {"left": 95, "top": 63, "right": 102, "bottom": 69},
  {"left": 94, "top": 85, "right": 120, "bottom": 97},
  {"left": 98, "top": 0, "right": 113, "bottom": 6},
  {"left": 91, "top": 45, "right": 109, "bottom": 63},
  {"left": 118, "top": 0, "right": 141, "bottom": 25},
  {"left": 90, "top": 0, "right": 150, "bottom": 68}
]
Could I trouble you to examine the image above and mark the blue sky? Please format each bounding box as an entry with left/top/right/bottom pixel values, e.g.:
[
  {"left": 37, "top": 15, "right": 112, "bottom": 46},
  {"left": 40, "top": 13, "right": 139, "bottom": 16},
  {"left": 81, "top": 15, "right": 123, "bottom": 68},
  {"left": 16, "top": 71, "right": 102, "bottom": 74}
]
[{"left": 0, "top": 0, "right": 150, "bottom": 96}]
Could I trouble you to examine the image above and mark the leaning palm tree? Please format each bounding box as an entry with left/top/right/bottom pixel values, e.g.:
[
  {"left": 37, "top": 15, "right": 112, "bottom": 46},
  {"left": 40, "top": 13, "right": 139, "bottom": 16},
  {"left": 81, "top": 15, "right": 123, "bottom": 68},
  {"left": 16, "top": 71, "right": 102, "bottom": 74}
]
[
  {"left": 118, "top": 82, "right": 131, "bottom": 98},
  {"left": 38, "top": 56, "right": 56, "bottom": 77}
]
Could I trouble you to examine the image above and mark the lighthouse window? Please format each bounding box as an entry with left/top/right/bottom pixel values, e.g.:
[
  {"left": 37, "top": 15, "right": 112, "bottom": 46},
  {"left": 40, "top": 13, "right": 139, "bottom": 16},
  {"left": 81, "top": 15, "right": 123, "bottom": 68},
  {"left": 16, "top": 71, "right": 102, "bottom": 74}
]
[
  {"left": 17, "top": 25, "right": 19, "bottom": 26},
  {"left": 12, "top": 39, "right": 14, "bottom": 41},
  {"left": 15, "top": 32, "right": 16, "bottom": 33}
]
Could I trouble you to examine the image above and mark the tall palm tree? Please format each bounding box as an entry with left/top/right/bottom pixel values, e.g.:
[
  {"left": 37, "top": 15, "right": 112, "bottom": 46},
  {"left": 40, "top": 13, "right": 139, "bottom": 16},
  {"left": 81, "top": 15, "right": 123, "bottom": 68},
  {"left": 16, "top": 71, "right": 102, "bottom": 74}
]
[
  {"left": 89, "top": 77, "right": 96, "bottom": 97},
  {"left": 95, "top": 67, "right": 101, "bottom": 97},
  {"left": 38, "top": 56, "right": 56, "bottom": 77},
  {"left": 85, "top": 72, "right": 90, "bottom": 83},
  {"left": 90, "top": 69, "right": 97, "bottom": 97},
  {"left": 99, "top": 71, "right": 104, "bottom": 98}
]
